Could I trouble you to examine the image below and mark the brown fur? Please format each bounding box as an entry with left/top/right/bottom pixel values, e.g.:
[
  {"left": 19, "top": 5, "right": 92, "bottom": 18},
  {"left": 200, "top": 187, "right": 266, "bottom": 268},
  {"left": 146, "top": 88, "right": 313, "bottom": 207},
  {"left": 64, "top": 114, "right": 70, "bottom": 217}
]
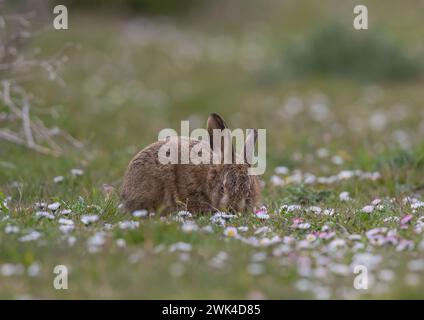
[{"left": 120, "top": 114, "right": 261, "bottom": 214}]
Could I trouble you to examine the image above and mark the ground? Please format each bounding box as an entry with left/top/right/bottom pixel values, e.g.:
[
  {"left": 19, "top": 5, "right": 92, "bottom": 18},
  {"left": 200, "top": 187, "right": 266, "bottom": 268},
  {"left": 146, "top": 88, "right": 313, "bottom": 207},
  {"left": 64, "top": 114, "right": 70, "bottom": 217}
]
[{"left": 1, "top": 0, "right": 424, "bottom": 299}]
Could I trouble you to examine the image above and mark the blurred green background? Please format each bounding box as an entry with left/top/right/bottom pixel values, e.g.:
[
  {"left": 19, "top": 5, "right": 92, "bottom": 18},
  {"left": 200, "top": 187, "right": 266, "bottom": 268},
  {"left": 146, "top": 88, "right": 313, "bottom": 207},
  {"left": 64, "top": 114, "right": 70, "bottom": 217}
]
[{"left": 2, "top": 0, "right": 424, "bottom": 184}]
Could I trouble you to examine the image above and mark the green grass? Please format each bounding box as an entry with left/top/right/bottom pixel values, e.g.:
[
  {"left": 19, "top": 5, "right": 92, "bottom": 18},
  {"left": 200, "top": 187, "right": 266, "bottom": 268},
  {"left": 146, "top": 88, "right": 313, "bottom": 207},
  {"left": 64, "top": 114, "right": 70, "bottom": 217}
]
[
  {"left": 284, "top": 22, "right": 422, "bottom": 81},
  {"left": 1, "top": 0, "right": 424, "bottom": 299}
]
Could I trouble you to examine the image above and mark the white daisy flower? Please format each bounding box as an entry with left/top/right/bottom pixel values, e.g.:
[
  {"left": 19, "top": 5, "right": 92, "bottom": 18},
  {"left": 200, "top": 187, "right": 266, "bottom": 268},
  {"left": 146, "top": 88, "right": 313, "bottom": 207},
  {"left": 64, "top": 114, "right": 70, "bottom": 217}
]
[
  {"left": 169, "top": 242, "right": 192, "bottom": 252},
  {"left": 297, "top": 223, "right": 311, "bottom": 230},
  {"left": 116, "top": 238, "right": 126, "bottom": 248},
  {"left": 316, "top": 148, "right": 329, "bottom": 158},
  {"left": 411, "top": 201, "right": 424, "bottom": 209},
  {"left": 119, "top": 220, "right": 139, "bottom": 230},
  {"left": 270, "top": 175, "right": 285, "bottom": 186},
  {"left": 323, "top": 208, "right": 334, "bottom": 216},
  {"left": 308, "top": 206, "right": 322, "bottom": 214},
  {"left": 87, "top": 232, "right": 106, "bottom": 253},
  {"left": 133, "top": 210, "right": 148, "bottom": 218},
  {"left": 1, "top": 263, "right": 25, "bottom": 277},
  {"left": 71, "top": 168, "right": 84, "bottom": 176},
  {"left": 27, "top": 262, "right": 41, "bottom": 277},
  {"left": 201, "top": 225, "right": 213, "bottom": 233},
  {"left": 371, "top": 198, "right": 382, "bottom": 206},
  {"left": 254, "top": 226, "right": 271, "bottom": 235},
  {"left": 53, "top": 176, "right": 64, "bottom": 183},
  {"left": 331, "top": 155, "right": 344, "bottom": 165},
  {"left": 177, "top": 210, "right": 192, "bottom": 218},
  {"left": 58, "top": 218, "right": 74, "bottom": 225},
  {"left": 328, "top": 239, "right": 346, "bottom": 251},
  {"left": 81, "top": 214, "right": 99, "bottom": 225},
  {"left": 251, "top": 252, "right": 267, "bottom": 262},
  {"left": 339, "top": 191, "right": 351, "bottom": 201},
  {"left": 4, "top": 225, "right": 19, "bottom": 234},
  {"left": 47, "top": 202, "right": 61, "bottom": 211},
  {"left": 59, "top": 225, "right": 74, "bottom": 234},
  {"left": 36, "top": 211, "right": 55, "bottom": 219},
  {"left": 67, "top": 236, "right": 77, "bottom": 246},
  {"left": 223, "top": 226, "right": 238, "bottom": 237},
  {"left": 274, "top": 166, "right": 289, "bottom": 175},
  {"left": 361, "top": 205, "right": 374, "bottom": 213},
  {"left": 181, "top": 221, "right": 198, "bottom": 233},
  {"left": 19, "top": 230, "right": 42, "bottom": 242}
]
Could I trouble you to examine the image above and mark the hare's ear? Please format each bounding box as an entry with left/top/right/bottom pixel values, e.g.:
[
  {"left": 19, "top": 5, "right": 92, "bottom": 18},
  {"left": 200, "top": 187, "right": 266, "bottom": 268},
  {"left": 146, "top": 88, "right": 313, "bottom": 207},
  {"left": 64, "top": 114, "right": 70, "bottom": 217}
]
[
  {"left": 243, "top": 128, "right": 258, "bottom": 166},
  {"left": 207, "top": 113, "right": 234, "bottom": 162},
  {"left": 207, "top": 113, "right": 227, "bottom": 132}
]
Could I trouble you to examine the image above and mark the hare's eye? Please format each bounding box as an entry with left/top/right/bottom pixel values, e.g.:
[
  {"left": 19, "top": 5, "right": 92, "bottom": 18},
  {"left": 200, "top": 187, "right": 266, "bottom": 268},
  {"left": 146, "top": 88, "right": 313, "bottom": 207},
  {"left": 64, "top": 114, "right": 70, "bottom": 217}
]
[{"left": 220, "top": 185, "right": 225, "bottom": 194}]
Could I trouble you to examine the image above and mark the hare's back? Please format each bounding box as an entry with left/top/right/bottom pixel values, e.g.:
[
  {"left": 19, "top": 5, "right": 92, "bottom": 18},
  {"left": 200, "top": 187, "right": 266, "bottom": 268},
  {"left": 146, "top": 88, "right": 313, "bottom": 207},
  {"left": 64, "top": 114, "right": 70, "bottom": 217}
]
[{"left": 124, "top": 136, "right": 211, "bottom": 183}]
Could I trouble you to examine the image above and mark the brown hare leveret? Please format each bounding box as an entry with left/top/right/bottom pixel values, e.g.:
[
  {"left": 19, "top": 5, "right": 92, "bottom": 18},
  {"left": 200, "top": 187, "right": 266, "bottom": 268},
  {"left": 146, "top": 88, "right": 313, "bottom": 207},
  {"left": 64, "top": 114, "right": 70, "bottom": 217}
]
[{"left": 120, "top": 113, "right": 261, "bottom": 214}]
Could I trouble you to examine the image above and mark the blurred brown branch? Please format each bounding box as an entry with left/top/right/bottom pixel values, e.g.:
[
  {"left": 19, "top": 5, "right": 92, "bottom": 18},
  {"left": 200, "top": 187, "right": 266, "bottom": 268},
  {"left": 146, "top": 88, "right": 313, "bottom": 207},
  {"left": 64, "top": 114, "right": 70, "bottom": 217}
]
[{"left": 0, "top": 8, "right": 82, "bottom": 156}]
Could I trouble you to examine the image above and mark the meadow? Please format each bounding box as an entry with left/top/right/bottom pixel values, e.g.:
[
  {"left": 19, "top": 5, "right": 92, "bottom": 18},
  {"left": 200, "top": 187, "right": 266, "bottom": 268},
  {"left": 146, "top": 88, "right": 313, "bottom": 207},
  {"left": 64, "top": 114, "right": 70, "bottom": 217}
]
[{"left": 1, "top": 0, "right": 424, "bottom": 298}]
